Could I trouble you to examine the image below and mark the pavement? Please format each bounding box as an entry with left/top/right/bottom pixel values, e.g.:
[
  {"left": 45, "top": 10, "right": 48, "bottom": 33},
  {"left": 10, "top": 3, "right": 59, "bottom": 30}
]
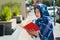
[
  {"left": 0, "top": 25, "right": 33, "bottom": 40},
  {"left": 54, "top": 23, "right": 60, "bottom": 38}
]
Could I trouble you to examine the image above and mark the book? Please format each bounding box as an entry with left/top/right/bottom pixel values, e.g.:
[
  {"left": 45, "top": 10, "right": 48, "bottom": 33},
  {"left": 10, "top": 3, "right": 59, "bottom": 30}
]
[
  {"left": 24, "top": 22, "right": 40, "bottom": 31},
  {"left": 19, "top": 19, "right": 33, "bottom": 27}
]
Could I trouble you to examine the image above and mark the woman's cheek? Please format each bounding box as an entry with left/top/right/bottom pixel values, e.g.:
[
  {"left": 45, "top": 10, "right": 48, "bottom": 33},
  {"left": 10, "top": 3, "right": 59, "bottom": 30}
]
[{"left": 36, "top": 13, "right": 40, "bottom": 18}]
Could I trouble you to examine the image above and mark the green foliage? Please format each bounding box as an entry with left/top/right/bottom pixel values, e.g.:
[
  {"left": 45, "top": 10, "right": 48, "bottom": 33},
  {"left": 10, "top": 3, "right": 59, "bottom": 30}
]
[
  {"left": 13, "top": 2, "right": 21, "bottom": 8},
  {"left": 42, "top": 0, "right": 50, "bottom": 6},
  {"left": 0, "top": 2, "right": 21, "bottom": 21},
  {"left": 29, "top": 0, "right": 34, "bottom": 6},
  {"left": 0, "top": 6, "right": 12, "bottom": 21},
  {"left": 55, "top": 0, "right": 60, "bottom": 6},
  {"left": 28, "top": 0, "right": 50, "bottom": 6},
  {"left": 13, "top": 7, "right": 20, "bottom": 16}
]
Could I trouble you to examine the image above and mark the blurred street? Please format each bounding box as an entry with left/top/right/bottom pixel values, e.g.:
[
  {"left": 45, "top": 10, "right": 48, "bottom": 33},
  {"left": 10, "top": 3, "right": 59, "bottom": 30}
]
[{"left": 0, "top": 0, "right": 60, "bottom": 40}]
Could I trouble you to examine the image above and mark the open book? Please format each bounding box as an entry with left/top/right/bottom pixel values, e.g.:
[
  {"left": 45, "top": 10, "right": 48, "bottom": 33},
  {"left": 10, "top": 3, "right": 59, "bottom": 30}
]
[
  {"left": 19, "top": 19, "right": 40, "bottom": 31},
  {"left": 23, "top": 22, "right": 40, "bottom": 31}
]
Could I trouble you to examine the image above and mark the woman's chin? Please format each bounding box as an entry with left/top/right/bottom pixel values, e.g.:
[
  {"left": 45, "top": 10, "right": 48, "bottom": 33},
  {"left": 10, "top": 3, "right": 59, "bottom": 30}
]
[{"left": 36, "top": 17, "right": 40, "bottom": 18}]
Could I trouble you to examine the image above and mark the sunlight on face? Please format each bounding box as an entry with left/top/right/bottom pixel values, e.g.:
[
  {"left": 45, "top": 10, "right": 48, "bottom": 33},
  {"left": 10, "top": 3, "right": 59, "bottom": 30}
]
[
  {"left": 35, "top": 12, "right": 40, "bottom": 18},
  {"left": 35, "top": 8, "right": 41, "bottom": 18}
]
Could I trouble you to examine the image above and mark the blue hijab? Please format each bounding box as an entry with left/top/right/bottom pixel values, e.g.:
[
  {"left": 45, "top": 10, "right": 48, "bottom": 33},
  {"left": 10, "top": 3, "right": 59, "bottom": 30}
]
[
  {"left": 34, "top": 3, "right": 54, "bottom": 40},
  {"left": 34, "top": 3, "right": 49, "bottom": 17}
]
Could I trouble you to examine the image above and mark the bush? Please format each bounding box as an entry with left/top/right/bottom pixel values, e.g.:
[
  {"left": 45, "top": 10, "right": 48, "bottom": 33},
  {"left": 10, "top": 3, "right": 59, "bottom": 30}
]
[
  {"left": 29, "top": 0, "right": 34, "bottom": 6},
  {"left": 0, "top": 6, "right": 12, "bottom": 21},
  {"left": 43, "top": 1, "right": 50, "bottom": 6},
  {"left": 13, "top": 7, "right": 20, "bottom": 16},
  {"left": 56, "top": 0, "right": 60, "bottom": 6}
]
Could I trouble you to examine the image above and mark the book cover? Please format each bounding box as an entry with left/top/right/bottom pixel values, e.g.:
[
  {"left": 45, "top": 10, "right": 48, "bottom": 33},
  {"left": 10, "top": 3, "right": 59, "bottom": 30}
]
[{"left": 24, "top": 22, "right": 40, "bottom": 31}]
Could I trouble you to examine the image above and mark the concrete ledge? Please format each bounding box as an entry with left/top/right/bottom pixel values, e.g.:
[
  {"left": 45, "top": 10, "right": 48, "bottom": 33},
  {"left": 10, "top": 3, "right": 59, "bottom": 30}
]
[
  {"left": 12, "top": 15, "right": 22, "bottom": 23},
  {"left": 0, "top": 19, "right": 16, "bottom": 35},
  {"left": 56, "top": 37, "right": 60, "bottom": 40},
  {"left": 13, "top": 15, "right": 22, "bottom": 20},
  {"left": 0, "top": 19, "right": 16, "bottom": 29}
]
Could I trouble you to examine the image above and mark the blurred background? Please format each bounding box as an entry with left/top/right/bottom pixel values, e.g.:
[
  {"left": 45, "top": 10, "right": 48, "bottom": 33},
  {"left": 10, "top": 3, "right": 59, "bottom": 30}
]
[{"left": 0, "top": 0, "right": 60, "bottom": 40}]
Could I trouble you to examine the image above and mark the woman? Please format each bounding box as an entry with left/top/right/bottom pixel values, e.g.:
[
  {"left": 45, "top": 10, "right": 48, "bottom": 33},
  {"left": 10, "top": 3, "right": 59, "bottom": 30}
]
[{"left": 28, "top": 0, "right": 54, "bottom": 40}]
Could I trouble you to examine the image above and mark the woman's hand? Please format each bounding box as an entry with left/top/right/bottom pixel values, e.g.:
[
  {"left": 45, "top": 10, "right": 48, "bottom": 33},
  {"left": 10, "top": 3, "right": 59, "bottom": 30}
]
[{"left": 27, "top": 29, "right": 39, "bottom": 37}]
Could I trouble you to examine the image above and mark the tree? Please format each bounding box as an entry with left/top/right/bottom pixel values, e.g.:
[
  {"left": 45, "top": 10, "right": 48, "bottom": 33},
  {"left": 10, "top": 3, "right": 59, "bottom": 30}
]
[
  {"left": 29, "top": 0, "right": 34, "bottom": 6},
  {"left": 43, "top": 0, "right": 50, "bottom": 6},
  {"left": 55, "top": 0, "right": 60, "bottom": 6}
]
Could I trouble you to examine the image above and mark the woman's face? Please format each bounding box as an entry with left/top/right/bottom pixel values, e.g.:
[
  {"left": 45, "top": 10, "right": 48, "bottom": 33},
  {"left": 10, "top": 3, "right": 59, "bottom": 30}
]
[
  {"left": 35, "top": 12, "right": 40, "bottom": 18},
  {"left": 35, "top": 8, "right": 41, "bottom": 18}
]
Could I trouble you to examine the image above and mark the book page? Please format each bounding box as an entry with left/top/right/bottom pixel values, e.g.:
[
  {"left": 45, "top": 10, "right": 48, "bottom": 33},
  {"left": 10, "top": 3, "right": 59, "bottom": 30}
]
[{"left": 19, "top": 19, "right": 32, "bottom": 27}]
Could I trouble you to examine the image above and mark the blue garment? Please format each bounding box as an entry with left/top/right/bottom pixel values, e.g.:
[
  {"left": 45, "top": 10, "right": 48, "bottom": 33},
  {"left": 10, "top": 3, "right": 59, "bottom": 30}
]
[
  {"left": 34, "top": 3, "right": 54, "bottom": 40},
  {"left": 35, "top": 16, "right": 54, "bottom": 40}
]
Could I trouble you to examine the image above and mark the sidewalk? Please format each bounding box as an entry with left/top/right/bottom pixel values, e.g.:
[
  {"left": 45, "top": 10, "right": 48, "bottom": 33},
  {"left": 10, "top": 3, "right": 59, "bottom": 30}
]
[
  {"left": 0, "top": 25, "right": 33, "bottom": 40},
  {"left": 54, "top": 23, "right": 60, "bottom": 38}
]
